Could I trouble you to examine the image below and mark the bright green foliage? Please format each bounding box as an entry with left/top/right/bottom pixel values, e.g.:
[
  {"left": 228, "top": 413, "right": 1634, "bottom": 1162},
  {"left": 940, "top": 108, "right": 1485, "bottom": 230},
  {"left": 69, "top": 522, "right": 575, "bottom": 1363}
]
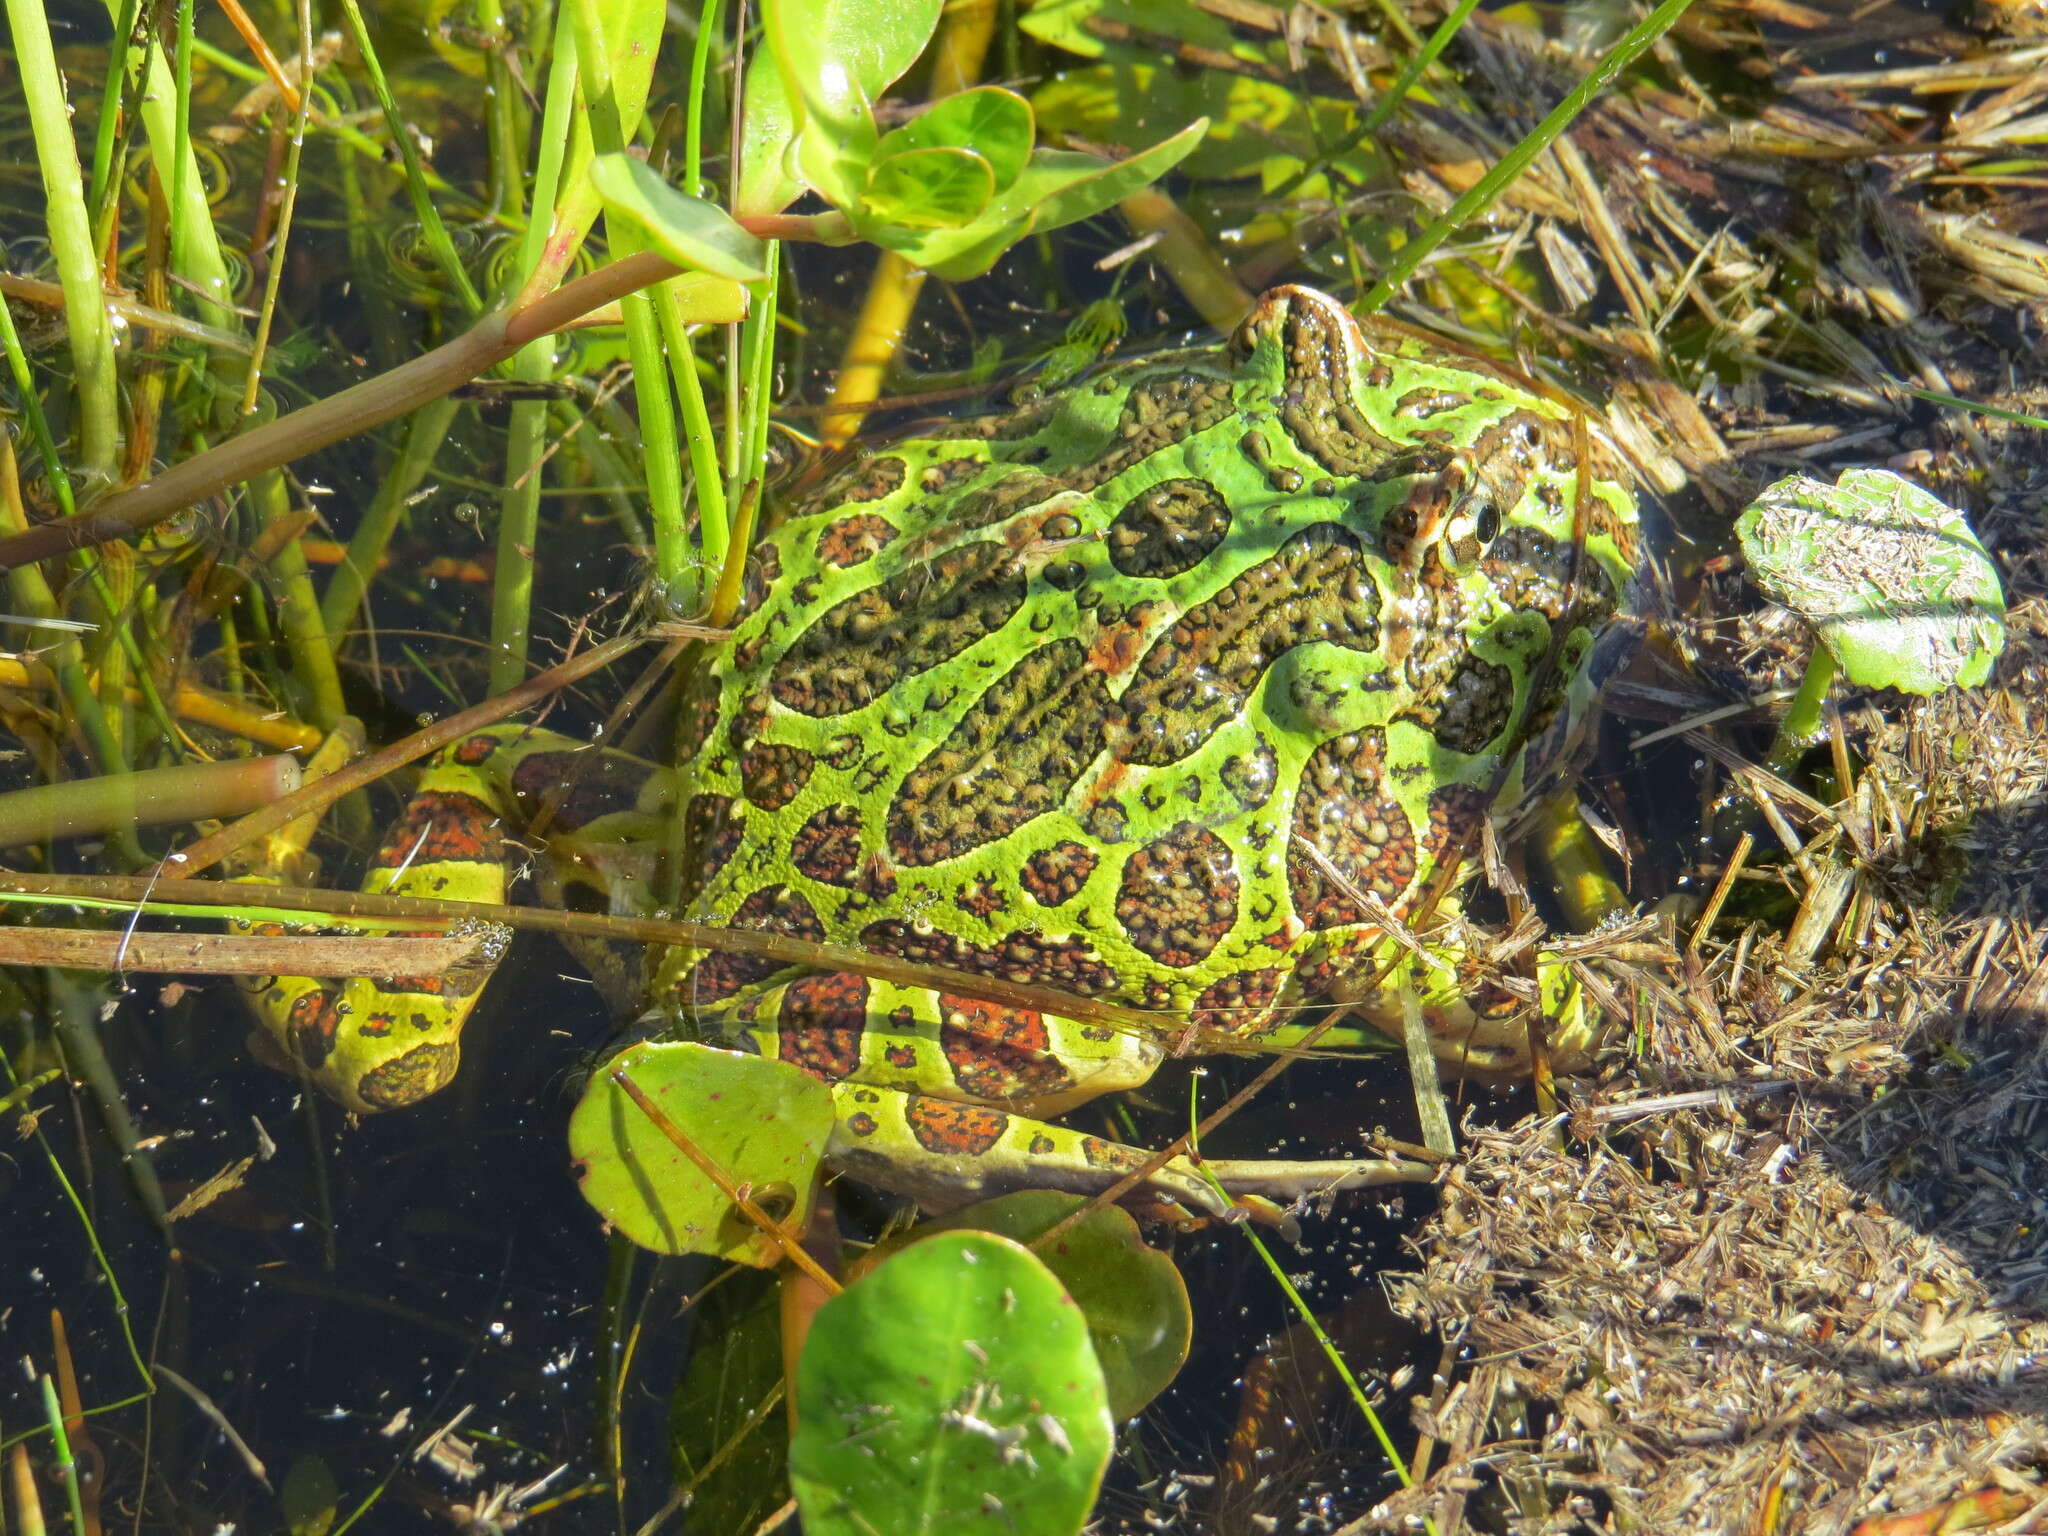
[
  {"left": 865, "top": 147, "right": 999, "bottom": 228},
  {"left": 1025, "top": 0, "right": 1381, "bottom": 198},
  {"left": 877, "top": 88, "right": 1034, "bottom": 191},
  {"left": 1023, "top": 0, "right": 1243, "bottom": 57},
  {"left": 791, "top": 1232, "right": 1113, "bottom": 1536},
  {"left": 745, "top": 0, "right": 1207, "bottom": 277},
  {"left": 568, "top": 1042, "right": 833, "bottom": 1265},
  {"left": 1738, "top": 468, "right": 2007, "bottom": 694},
  {"left": 858, "top": 1192, "right": 1193, "bottom": 1420},
  {"left": 589, "top": 154, "right": 770, "bottom": 280}
]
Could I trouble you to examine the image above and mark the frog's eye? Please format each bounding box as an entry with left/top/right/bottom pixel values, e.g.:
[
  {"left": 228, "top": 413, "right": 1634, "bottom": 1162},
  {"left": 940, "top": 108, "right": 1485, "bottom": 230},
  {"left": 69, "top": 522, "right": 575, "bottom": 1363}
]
[{"left": 1471, "top": 499, "right": 1501, "bottom": 546}]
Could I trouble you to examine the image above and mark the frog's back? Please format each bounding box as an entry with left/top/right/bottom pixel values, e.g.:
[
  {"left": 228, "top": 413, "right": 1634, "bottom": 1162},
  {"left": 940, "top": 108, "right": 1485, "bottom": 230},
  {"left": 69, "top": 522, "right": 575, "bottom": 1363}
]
[{"left": 669, "top": 287, "right": 1639, "bottom": 1030}]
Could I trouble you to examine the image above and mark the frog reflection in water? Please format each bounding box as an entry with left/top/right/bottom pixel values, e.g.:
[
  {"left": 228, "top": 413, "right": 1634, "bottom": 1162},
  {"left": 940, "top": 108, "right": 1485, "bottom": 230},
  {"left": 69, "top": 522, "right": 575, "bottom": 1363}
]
[{"left": 239, "top": 287, "right": 1641, "bottom": 1223}]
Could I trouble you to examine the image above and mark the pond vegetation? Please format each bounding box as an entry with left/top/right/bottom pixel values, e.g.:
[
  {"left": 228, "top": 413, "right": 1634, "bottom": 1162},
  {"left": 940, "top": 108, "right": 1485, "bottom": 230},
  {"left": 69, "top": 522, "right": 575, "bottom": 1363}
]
[{"left": 2, "top": 0, "right": 2047, "bottom": 1532}]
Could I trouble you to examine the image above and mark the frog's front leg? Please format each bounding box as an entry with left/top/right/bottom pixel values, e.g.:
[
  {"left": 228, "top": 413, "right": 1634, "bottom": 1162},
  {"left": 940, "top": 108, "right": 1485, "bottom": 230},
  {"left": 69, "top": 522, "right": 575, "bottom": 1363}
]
[{"left": 234, "top": 726, "right": 665, "bottom": 1112}]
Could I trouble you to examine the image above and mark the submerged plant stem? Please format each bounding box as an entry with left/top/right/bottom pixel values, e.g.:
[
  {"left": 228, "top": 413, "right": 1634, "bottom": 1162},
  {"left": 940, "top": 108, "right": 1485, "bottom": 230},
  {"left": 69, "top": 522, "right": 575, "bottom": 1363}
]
[{"left": 10, "top": 0, "right": 121, "bottom": 480}]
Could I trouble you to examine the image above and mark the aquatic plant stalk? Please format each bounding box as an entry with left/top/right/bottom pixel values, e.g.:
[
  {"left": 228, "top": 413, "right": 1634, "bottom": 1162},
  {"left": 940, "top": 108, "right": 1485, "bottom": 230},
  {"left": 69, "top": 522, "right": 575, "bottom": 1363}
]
[
  {"left": 0, "top": 754, "right": 303, "bottom": 847},
  {"left": 8, "top": 0, "right": 122, "bottom": 480},
  {"left": 0, "top": 435, "right": 138, "bottom": 845},
  {"left": 1767, "top": 647, "right": 1838, "bottom": 778}
]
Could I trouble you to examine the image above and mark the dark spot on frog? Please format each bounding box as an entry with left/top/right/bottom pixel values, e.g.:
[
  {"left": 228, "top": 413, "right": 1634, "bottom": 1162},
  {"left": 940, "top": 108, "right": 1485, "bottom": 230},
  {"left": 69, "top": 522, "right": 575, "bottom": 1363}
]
[
  {"left": 815, "top": 512, "right": 899, "bottom": 568},
  {"left": 835, "top": 454, "right": 907, "bottom": 503},
  {"left": 1288, "top": 729, "right": 1419, "bottom": 927},
  {"left": 954, "top": 879, "right": 1007, "bottom": 920},
  {"left": 1115, "top": 821, "right": 1241, "bottom": 968},
  {"left": 684, "top": 885, "right": 825, "bottom": 1003},
  {"left": 776, "top": 973, "right": 867, "bottom": 1082},
  {"left": 1021, "top": 841, "right": 1098, "bottom": 907},
  {"left": 1043, "top": 561, "right": 1087, "bottom": 591}
]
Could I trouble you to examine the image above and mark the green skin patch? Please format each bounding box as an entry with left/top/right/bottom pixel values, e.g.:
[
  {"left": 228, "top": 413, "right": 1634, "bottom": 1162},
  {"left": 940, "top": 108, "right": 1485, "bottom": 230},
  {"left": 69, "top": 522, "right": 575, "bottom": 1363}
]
[{"left": 238, "top": 286, "right": 1641, "bottom": 1220}]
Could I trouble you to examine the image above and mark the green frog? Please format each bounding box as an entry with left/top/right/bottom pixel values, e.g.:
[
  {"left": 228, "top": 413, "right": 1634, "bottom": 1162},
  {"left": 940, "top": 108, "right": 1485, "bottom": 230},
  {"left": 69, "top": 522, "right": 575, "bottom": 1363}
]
[{"left": 239, "top": 286, "right": 1641, "bottom": 1222}]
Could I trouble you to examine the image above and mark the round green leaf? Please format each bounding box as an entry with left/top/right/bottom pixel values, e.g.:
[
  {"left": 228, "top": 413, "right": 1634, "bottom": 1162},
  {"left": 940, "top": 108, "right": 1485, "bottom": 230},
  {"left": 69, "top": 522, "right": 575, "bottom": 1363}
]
[
  {"left": 1737, "top": 468, "right": 2007, "bottom": 693},
  {"left": 856, "top": 1191, "right": 1192, "bottom": 1420},
  {"left": 791, "top": 1231, "right": 1113, "bottom": 1536},
  {"left": 875, "top": 88, "right": 1034, "bottom": 193},
  {"left": 569, "top": 1042, "right": 833, "bottom": 1265},
  {"left": 863, "top": 148, "right": 998, "bottom": 230},
  {"left": 588, "top": 154, "right": 769, "bottom": 282}
]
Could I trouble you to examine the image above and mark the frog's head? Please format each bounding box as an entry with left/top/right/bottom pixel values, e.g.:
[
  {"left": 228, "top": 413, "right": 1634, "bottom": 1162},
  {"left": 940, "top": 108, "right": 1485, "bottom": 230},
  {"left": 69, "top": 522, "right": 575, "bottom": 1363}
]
[{"left": 1229, "top": 284, "right": 1558, "bottom": 585}]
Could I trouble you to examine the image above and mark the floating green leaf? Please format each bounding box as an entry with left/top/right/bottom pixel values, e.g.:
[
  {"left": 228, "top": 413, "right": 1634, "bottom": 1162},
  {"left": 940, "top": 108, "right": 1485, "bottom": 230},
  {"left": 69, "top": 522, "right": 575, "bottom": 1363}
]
[
  {"left": 764, "top": 0, "right": 942, "bottom": 205},
  {"left": 1737, "top": 467, "right": 2007, "bottom": 694},
  {"left": 855, "top": 1191, "right": 1192, "bottom": 1419},
  {"left": 589, "top": 154, "right": 770, "bottom": 281},
  {"left": 764, "top": 0, "right": 942, "bottom": 134},
  {"left": 568, "top": 1042, "right": 833, "bottom": 1265},
  {"left": 281, "top": 1455, "right": 338, "bottom": 1536},
  {"left": 791, "top": 1232, "right": 1113, "bottom": 1536}
]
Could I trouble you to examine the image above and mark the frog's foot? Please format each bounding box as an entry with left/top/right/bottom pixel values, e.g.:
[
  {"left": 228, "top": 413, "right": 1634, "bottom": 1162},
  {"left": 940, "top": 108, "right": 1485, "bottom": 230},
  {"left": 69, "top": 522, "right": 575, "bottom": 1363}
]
[
  {"left": 231, "top": 724, "right": 665, "bottom": 1113},
  {"left": 823, "top": 1082, "right": 1432, "bottom": 1229}
]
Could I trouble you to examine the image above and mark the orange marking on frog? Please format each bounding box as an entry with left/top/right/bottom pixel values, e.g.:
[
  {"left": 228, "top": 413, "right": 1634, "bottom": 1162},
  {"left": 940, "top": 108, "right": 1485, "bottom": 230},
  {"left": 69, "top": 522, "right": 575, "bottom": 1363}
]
[
  {"left": 904, "top": 1097, "right": 1009, "bottom": 1157},
  {"left": 286, "top": 987, "right": 342, "bottom": 1068},
  {"left": 1072, "top": 756, "right": 1133, "bottom": 815},
  {"left": 938, "top": 996, "right": 1073, "bottom": 1104},
  {"left": 775, "top": 972, "right": 867, "bottom": 1082},
  {"left": 370, "top": 791, "right": 502, "bottom": 868},
  {"left": 1085, "top": 602, "right": 1159, "bottom": 678}
]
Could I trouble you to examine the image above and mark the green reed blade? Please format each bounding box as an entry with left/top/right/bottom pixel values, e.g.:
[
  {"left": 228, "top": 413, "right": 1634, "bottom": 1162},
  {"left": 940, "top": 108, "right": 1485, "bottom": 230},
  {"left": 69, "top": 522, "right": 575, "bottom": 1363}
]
[
  {"left": 335, "top": 0, "right": 485, "bottom": 313},
  {"left": 8, "top": 0, "right": 123, "bottom": 480}
]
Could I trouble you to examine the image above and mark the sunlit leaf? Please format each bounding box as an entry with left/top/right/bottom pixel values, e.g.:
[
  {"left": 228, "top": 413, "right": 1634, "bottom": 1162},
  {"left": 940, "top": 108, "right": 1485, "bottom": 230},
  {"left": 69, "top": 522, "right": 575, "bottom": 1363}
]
[
  {"left": 875, "top": 87, "right": 1034, "bottom": 193},
  {"left": 1022, "top": 120, "right": 1208, "bottom": 237},
  {"left": 589, "top": 154, "right": 769, "bottom": 281},
  {"left": 864, "top": 148, "right": 998, "bottom": 229},
  {"left": 1020, "top": 0, "right": 1242, "bottom": 60},
  {"left": 1738, "top": 468, "right": 2008, "bottom": 693},
  {"left": 663, "top": 271, "right": 753, "bottom": 324},
  {"left": 763, "top": 0, "right": 941, "bottom": 137},
  {"left": 851, "top": 1191, "right": 1192, "bottom": 1419},
  {"left": 875, "top": 120, "right": 1208, "bottom": 280},
  {"left": 791, "top": 1232, "right": 1112, "bottom": 1536},
  {"left": 568, "top": 1042, "right": 833, "bottom": 1265},
  {"left": 736, "top": 46, "right": 805, "bottom": 217}
]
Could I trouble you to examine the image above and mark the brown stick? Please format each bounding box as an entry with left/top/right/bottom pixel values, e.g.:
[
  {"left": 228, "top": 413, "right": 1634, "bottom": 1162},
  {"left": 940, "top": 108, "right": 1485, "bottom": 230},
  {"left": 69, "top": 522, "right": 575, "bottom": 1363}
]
[{"left": 0, "top": 926, "right": 488, "bottom": 975}]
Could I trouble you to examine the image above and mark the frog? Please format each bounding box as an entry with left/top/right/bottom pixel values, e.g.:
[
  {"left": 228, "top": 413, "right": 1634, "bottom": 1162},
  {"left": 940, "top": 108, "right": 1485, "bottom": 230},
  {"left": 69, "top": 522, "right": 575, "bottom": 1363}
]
[{"left": 237, "top": 285, "right": 1641, "bottom": 1224}]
